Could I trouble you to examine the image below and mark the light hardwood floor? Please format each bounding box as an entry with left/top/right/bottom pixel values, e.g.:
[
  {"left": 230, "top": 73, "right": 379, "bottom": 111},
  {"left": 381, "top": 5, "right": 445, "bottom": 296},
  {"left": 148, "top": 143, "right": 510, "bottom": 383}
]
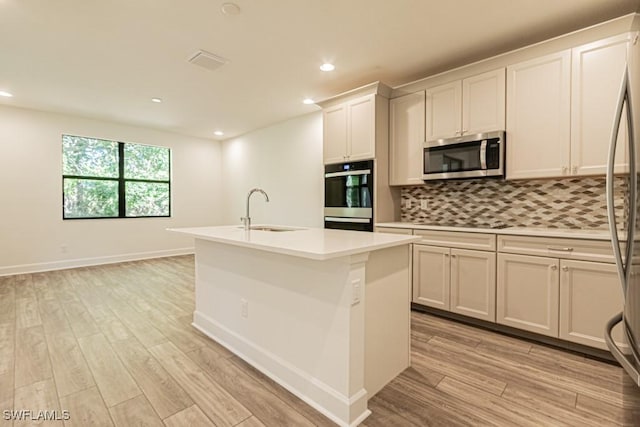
[{"left": 1, "top": 255, "right": 639, "bottom": 426}]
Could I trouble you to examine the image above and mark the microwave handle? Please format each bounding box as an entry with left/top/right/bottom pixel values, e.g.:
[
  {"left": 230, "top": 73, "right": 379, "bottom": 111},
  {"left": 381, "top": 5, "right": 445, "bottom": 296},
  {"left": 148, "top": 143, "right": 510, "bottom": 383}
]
[{"left": 480, "top": 140, "right": 487, "bottom": 169}]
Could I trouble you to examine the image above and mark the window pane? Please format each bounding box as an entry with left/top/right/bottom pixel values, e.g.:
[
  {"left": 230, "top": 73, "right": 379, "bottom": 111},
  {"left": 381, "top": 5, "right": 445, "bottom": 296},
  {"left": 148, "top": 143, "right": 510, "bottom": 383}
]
[
  {"left": 126, "top": 182, "right": 169, "bottom": 217},
  {"left": 63, "top": 179, "right": 119, "bottom": 218},
  {"left": 124, "top": 144, "right": 170, "bottom": 180},
  {"left": 62, "top": 135, "right": 119, "bottom": 178}
]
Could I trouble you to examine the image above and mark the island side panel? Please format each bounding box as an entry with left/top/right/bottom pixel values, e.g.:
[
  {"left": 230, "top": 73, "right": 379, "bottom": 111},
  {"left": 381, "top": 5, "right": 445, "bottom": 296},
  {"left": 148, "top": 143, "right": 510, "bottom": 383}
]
[
  {"left": 192, "top": 239, "right": 369, "bottom": 426},
  {"left": 364, "top": 244, "right": 411, "bottom": 396}
]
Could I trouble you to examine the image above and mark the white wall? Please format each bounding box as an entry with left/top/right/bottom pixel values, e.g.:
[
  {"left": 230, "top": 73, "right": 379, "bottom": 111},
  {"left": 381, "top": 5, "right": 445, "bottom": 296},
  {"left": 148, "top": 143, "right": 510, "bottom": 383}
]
[
  {"left": 221, "top": 112, "right": 323, "bottom": 228},
  {"left": 0, "top": 105, "right": 223, "bottom": 274},
  {"left": 0, "top": 106, "right": 323, "bottom": 274}
]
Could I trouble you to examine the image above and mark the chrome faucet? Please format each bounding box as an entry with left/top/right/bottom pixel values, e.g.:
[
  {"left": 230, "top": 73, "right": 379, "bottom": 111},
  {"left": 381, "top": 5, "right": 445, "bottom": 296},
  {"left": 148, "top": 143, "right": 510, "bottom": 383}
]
[{"left": 241, "top": 188, "right": 270, "bottom": 230}]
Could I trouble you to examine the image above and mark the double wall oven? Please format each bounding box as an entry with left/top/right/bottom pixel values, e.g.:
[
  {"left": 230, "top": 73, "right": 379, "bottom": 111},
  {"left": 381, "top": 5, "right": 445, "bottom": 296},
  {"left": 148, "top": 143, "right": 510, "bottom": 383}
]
[{"left": 324, "top": 160, "right": 373, "bottom": 232}]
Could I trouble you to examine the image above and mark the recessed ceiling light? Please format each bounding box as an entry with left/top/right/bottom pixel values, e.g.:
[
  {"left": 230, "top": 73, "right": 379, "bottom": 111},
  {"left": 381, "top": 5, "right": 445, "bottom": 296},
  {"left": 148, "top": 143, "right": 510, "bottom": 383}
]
[
  {"left": 151, "top": 98, "right": 162, "bottom": 103},
  {"left": 221, "top": 2, "right": 241, "bottom": 15},
  {"left": 320, "top": 63, "right": 335, "bottom": 72},
  {"left": 0, "top": 91, "right": 13, "bottom": 97},
  {"left": 303, "top": 98, "right": 314, "bottom": 105},
  {"left": 214, "top": 131, "right": 224, "bottom": 136}
]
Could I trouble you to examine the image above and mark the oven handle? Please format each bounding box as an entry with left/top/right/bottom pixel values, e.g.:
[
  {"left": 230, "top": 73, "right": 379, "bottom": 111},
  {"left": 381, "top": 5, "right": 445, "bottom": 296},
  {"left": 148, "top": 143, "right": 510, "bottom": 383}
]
[
  {"left": 480, "top": 139, "right": 487, "bottom": 170},
  {"left": 324, "top": 217, "right": 371, "bottom": 223},
  {"left": 325, "top": 170, "right": 371, "bottom": 178}
]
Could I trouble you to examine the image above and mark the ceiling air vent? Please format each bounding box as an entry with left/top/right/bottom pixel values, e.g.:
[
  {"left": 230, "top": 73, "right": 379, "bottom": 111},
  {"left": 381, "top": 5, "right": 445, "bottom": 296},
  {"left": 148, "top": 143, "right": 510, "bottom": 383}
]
[{"left": 188, "top": 50, "right": 228, "bottom": 72}]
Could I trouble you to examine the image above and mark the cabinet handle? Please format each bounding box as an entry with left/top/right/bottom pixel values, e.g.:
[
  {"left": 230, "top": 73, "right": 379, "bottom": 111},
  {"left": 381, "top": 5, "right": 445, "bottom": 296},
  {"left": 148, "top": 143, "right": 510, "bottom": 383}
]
[
  {"left": 562, "top": 166, "right": 568, "bottom": 175},
  {"left": 550, "top": 264, "right": 558, "bottom": 270},
  {"left": 462, "top": 129, "right": 468, "bottom": 134},
  {"left": 444, "top": 253, "right": 449, "bottom": 257},
  {"left": 455, "top": 130, "right": 461, "bottom": 136},
  {"left": 547, "top": 247, "right": 574, "bottom": 252},
  {"left": 562, "top": 266, "right": 569, "bottom": 272},
  {"left": 572, "top": 166, "right": 578, "bottom": 174}
]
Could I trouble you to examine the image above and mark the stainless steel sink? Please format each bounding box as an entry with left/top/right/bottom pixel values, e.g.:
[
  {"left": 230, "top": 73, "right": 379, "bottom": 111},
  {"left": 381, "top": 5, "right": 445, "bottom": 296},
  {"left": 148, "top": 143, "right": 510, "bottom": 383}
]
[{"left": 237, "top": 225, "right": 304, "bottom": 232}]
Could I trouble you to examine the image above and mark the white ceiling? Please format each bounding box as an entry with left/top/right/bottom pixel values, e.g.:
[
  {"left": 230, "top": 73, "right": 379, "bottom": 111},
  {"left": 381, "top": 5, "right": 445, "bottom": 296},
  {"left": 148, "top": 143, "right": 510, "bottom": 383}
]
[{"left": 1, "top": 0, "right": 639, "bottom": 141}]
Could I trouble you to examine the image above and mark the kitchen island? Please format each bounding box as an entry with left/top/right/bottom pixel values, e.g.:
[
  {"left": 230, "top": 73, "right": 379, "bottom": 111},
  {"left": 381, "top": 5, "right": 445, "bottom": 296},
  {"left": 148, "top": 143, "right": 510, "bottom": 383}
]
[{"left": 168, "top": 225, "right": 419, "bottom": 427}]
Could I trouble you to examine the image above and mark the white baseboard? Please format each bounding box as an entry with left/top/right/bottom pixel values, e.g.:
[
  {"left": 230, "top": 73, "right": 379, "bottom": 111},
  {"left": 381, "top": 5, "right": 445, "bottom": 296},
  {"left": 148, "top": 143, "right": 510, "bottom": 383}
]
[
  {"left": 193, "top": 310, "right": 370, "bottom": 427},
  {"left": 0, "top": 247, "right": 194, "bottom": 276}
]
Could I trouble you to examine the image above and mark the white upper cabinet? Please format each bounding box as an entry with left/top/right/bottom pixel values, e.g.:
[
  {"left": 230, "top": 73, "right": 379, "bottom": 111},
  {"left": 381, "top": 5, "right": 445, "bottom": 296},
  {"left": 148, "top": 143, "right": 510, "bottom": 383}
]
[
  {"left": 323, "top": 94, "right": 378, "bottom": 164},
  {"left": 426, "top": 68, "right": 505, "bottom": 141},
  {"left": 323, "top": 104, "right": 349, "bottom": 164},
  {"left": 348, "top": 95, "right": 376, "bottom": 162},
  {"left": 462, "top": 69, "right": 506, "bottom": 135},
  {"left": 507, "top": 32, "right": 635, "bottom": 179},
  {"left": 571, "top": 33, "right": 630, "bottom": 176},
  {"left": 389, "top": 91, "right": 425, "bottom": 185},
  {"left": 506, "top": 50, "right": 572, "bottom": 179},
  {"left": 426, "top": 81, "right": 461, "bottom": 140}
]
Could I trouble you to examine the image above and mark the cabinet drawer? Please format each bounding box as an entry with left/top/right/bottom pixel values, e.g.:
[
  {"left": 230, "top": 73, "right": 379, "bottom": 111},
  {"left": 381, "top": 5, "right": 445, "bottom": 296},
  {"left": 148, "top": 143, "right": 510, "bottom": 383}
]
[
  {"left": 497, "top": 235, "right": 617, "bottom": 263},
  {"left": 375, "top": 227, "right": 413, "bottom": 235},
  {"left": 413, "top": 230, "right": 496, "bottom": 251}
]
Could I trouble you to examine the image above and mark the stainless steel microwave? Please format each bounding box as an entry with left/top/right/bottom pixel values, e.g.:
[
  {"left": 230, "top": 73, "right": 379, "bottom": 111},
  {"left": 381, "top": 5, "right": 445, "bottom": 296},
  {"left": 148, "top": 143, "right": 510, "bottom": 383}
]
[{"left": 423, "top": 131, "right": 505, "bottom": 180}]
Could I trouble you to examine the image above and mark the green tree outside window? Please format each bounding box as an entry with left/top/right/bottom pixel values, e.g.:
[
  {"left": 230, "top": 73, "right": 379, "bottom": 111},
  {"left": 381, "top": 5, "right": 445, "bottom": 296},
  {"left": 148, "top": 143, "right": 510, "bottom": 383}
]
[{"left": 62, "top": 135, "right": 171, "bottom": 219}]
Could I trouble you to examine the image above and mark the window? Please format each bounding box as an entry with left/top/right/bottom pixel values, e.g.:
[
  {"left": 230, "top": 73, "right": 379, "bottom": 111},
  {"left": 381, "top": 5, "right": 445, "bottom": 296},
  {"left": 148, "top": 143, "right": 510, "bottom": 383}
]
[{"left": 62, "top": 135, "right": 171, "bottom": 219}]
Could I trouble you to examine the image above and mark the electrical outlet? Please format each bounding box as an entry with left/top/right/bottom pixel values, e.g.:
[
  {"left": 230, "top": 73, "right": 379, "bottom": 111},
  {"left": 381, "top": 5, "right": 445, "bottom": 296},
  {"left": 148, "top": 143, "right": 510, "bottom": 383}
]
[
  {"left": 420, "top": 199, "right": 428, "bottom": 210},
  {"left": 351, "top": 279, "right": 361, "bottom": 305},
  {"left": 404, "top": 199, "right": 412, "bottom": 209},
  {"left": 241, "top": 298, "right": 248, "bottom": 318}
]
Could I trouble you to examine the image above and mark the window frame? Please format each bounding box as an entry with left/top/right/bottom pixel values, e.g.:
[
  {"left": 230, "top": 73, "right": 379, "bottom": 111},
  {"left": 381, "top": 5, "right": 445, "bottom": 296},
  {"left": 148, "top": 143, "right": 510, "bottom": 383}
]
[{"left": 62, "top": 135, "right": 172, "bottom": 220}]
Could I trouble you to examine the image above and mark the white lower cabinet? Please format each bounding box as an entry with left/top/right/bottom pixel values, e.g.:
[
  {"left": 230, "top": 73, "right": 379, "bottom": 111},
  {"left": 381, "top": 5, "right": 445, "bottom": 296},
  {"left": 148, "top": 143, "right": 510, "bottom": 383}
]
[
  {"left": 450, "top": 249, "right": 496, "bottom": 322},
  {"left": 413, "top": 244, "right": 496, "bottom": 322},
  {"left": 413, "top": 245, "right": 450, "bottom": 310},
  {"left": 497, "top": 253, "right": 560, "bottom": 337},
  {"left": 405, "top": 229, "right": 623, "bottom": 352},
  {"left": 559, "top": 259, "right": 626, "bottom": 350},
  {"left": 497, "top": 235, "right": 626, "bottom": 350}
]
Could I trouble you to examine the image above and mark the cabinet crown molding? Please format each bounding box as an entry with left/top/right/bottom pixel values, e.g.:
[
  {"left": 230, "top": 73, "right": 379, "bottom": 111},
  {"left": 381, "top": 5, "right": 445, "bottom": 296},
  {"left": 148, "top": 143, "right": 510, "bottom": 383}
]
[
  {"left": 391, "top": 12, "right": 640, "bottom": 99},
  {"left": 316, "top": 81, "right": 392, "bottom": 108}
]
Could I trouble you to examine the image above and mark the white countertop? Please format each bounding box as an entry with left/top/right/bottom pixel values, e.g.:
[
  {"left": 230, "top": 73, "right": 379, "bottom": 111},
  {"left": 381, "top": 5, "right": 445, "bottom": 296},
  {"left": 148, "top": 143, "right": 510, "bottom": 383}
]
[
  {"left": 376, "top": 222, "right": 623, "bottom": 241},
  {"left": 168, "top": 225, "right": 420, "bottom": 261}
]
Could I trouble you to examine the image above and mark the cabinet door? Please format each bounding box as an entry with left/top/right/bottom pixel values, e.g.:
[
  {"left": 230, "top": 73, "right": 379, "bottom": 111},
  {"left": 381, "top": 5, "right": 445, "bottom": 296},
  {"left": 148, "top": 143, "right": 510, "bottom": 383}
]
[
  {"left": 425, "top": 81, "right": 461, "bottom": 141},
  {"left": 450, "top": 249, "right": 496, "bottom": 322},
  {"left": 323, "top": 104, "right": 348, "bottom": 164},
  {"left": 506, "top": 50, "right": 571, "bottom": 179},
  {"left": 348, "top": 95, "right": 376, "bottom": 161},
  {"left": 462, "top": 69, "right": 506, "bottom": 135},
  {"left": 412, "top": 245, "right": 450, "bottom": 310},
  {"left": 559, "top": 259, "right": 626, "bottom": 350},
  {"left": 389, "top": 91, "right": 426, "bottom": 185},
  {"left": 497, "top": 253, "right": 559, "bottom": 337},
  {"left": 571, "top": 34, "right": 630, "bottom": 176}
]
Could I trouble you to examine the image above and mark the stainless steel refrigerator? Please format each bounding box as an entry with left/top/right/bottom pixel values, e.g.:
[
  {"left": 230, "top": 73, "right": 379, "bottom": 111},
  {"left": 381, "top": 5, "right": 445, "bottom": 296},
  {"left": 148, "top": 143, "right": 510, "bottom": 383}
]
[{"left": 605, "top": 62, "right": 640, "bottom": 387}]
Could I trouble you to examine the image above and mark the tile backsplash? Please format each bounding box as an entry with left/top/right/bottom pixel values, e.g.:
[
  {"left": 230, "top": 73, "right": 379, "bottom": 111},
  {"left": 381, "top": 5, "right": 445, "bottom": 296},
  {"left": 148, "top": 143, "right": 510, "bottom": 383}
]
[{"left": 400, "top": 176, "right": 627, "bottom": 229}]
